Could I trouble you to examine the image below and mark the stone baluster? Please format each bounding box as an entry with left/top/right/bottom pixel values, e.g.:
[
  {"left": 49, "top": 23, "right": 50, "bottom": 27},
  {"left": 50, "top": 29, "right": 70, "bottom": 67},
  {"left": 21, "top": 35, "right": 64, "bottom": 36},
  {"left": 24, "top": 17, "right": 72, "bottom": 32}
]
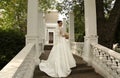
[
  {"left": 91, "top": 43, "right": 120, "bottom": 78},
  {"left": 117, "top": 62, "right": 120, "bottom": 76},
  {"left": 99, "top": 50, "right": 103, "bottom": 60},
  {"left": 107, "top": 56, "right": 112, "bottom": 65},
  {"left": 92, "top": 47, "right": 97, "bottom": 60},
  {"left": 111, "top": 59, "right": 117, "bottom": 70},
  {"left": 102, "top": 53, "right": 108, "bottom": 63},
  {"left": 111, "top": 59, "right": 117, "bottom": 77}
]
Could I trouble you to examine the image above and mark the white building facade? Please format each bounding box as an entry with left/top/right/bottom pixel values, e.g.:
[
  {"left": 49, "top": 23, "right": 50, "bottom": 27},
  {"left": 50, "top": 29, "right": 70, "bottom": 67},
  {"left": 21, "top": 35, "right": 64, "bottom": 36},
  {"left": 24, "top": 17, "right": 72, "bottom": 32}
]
[{"left": 44, "top": 10, "right": 59, "bottom": 45}]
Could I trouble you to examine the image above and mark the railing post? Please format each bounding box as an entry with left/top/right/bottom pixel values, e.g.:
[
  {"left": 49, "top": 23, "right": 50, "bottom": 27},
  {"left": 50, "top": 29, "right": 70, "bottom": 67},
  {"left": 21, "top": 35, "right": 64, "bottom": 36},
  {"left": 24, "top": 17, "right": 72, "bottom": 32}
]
[{"left": 83, "top": 0, "right": 98, "bottom": 65}]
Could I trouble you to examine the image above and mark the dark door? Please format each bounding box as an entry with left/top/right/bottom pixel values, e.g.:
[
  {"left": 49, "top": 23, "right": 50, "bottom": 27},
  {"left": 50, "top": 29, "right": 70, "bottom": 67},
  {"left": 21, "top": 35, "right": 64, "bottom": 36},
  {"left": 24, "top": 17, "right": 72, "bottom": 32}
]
[{"left": 49, "top": 32, "right": 54, "bottom": 43}]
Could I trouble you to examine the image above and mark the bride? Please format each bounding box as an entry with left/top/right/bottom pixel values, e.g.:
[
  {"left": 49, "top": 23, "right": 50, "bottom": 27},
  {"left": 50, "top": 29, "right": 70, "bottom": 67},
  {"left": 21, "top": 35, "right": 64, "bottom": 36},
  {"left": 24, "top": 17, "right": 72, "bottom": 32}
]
[{"left": 39, "top": 20, "right": 76, "bottom": 77}]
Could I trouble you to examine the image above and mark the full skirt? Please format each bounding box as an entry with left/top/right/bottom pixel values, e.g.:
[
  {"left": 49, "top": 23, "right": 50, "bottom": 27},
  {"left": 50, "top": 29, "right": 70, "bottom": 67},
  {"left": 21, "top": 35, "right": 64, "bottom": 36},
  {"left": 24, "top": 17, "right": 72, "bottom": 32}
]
[{"left": 39, "top": 37, "right": 76, "bottom": 77}]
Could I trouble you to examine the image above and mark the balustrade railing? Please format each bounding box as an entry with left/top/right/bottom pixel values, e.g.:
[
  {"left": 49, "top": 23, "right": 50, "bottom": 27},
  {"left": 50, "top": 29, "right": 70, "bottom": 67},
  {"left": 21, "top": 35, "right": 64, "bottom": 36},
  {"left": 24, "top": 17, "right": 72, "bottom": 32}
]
[
  {"left": 91, "top": 43, "right": 120, "bottom": 78},
  {"left": 0, "top": 43, "right": 38, "bottom": 78},
  {"left": 2, "top": 41, "right": 119, "bottom": 78},
  {"left": 71, "top": 42, "right": 84, "bottom": 57}
]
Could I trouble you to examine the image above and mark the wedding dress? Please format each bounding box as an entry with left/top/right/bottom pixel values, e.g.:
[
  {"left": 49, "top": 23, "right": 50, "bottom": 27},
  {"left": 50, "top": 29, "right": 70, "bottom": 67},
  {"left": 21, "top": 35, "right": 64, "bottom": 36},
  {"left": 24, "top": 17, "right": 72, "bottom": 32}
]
[{"left": 39, "top": 26, "right": 76, "bottom": 77}]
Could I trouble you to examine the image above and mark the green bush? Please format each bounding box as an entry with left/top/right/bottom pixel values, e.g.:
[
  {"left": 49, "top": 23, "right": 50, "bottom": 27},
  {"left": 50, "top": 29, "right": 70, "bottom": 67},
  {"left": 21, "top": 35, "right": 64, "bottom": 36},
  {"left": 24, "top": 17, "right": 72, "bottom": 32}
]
[
  {"left": 0, "top": 28, "right": 25, "bottom": 70},
  {"left": 75, "top": 33, "right": 84, "bottom": 42}
]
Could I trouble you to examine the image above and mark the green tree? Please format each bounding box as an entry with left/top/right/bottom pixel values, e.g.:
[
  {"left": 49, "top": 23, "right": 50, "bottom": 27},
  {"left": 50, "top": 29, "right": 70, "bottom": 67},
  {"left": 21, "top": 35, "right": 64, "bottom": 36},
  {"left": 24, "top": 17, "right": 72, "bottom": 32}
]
[
  {"left": 39, "top": 0, "right": 56, "bottom": 11},
  {"left": 96, "top": 0, "right": 120, "bottom": 48},
  {"left": 56, "top": 0, "right": 120, "bottom": 49},
  {"left": 0, "top": 0, "right": 56, "bottom": 32},
  {"left": 56, "top": 0, "right": 85, "bottom": 42},
  {"left": 73, "top": 2, "right": 85, "bottom": 42},
  {"left": 0, "top": 0, "right": 56, "bottom": 69},
  {"left": 0, "top": 0, "right": 27, "bottom": 32}
]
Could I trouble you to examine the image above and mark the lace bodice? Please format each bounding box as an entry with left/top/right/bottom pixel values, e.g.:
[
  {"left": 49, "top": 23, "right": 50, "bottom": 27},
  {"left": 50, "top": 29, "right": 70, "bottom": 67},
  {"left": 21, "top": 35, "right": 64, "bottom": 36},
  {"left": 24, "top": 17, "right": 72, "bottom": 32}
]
[{"left": 54, "top": 26, "right": 65, "bottom": 44}]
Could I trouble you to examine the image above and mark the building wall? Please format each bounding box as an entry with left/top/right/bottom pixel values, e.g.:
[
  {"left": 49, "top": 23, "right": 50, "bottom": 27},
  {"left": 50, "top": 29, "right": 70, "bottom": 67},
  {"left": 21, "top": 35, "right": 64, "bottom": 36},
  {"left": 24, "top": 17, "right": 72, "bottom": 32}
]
[
  {"left": 45, "top": 11, "right": 58, "bottom": 23},
  {"left": 45, "top": 10, "right": 59, "bottom": 45}
]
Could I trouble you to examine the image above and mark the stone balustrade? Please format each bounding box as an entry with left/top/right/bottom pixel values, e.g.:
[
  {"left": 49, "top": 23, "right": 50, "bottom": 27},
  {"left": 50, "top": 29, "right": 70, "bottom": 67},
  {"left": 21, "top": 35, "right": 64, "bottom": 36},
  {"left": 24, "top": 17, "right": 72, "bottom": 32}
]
[
  {"left": 71, "top": 42, "right": 84, "bottom": 57},
  {"left": 2, "top": 41, "right": 120, "bottom": 78},
  {"left": 91, "top": 43, "right": 120, "bottom": 78},
  {"left": 0, "top": 43, "right": 38, "bottom": 78}
]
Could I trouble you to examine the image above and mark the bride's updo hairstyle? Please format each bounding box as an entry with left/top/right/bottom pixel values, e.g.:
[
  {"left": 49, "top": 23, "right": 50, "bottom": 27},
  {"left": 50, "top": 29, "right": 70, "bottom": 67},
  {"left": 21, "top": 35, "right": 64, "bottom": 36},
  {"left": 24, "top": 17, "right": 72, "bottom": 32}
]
[{"left": 57, "top": 20, "right": 62, "bottom": 24}]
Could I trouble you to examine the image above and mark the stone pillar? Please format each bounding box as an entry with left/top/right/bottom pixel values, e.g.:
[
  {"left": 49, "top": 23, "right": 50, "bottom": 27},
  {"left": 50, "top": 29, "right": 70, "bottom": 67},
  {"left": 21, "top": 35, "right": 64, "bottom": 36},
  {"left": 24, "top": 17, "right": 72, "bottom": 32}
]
[
  {"left": 83, "top": 0, "right": 98, "bottom": 65},
  {"left": 38, "top": 11, "right": 44, "bottom": 42},
  {"left": 38, "top": 11, "right": 42, "bottom": 52},
  {"left": 26, "top": 0, "right": 40, "bottom": 64},
  {"left": 38, "top": 11, "right": 45, "bottom": 53},
  {"left": 42, "top": 14, "right": 46, "bottom": 45},
  {"left": 69, "top": 12, "right": 75, "bottom": 42},
  {"left": 63, "top": 18, "right": 67, "bottom": 32}
]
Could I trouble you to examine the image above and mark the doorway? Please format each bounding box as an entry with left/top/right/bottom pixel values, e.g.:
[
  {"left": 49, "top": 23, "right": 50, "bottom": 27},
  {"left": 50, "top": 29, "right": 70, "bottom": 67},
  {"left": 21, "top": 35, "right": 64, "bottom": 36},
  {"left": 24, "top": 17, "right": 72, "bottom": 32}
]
[{"left": 49, "top": 32, "right": 54, "bottom": 43}]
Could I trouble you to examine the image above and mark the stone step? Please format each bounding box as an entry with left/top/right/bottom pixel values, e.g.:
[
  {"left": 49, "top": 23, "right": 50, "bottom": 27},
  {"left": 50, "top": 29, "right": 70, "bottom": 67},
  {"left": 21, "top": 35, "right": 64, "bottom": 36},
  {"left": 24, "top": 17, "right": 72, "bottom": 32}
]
[
  {"left": 34, "top": 64, "right": 93, "bottom": 74},
  {"left": 71, "top": 66, "right": 94, "bottom": 74},
  {"left": 33, "top": 63, "right": 103, "bottom": 78},
  {"left": 33, "top": 64, "right": 93, "bottom": 76}
]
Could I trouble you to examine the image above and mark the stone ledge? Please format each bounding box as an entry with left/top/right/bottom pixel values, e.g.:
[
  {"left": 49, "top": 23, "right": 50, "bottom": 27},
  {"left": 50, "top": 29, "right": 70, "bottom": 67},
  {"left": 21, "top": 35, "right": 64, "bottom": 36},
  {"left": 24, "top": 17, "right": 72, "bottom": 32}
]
[{"left": 0, "top": 43, "right": 35, "bottom": 78}]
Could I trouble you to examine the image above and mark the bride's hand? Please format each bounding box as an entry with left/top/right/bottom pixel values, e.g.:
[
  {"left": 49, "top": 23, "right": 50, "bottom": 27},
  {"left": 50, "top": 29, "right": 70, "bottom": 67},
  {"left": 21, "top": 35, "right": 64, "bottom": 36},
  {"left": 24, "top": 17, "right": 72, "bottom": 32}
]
[
  {"left": 62, "top": 35, "right": 65, "bottom": 37},
  {"left": 64, "top": 33, "right": 69, "bottom": 39}
]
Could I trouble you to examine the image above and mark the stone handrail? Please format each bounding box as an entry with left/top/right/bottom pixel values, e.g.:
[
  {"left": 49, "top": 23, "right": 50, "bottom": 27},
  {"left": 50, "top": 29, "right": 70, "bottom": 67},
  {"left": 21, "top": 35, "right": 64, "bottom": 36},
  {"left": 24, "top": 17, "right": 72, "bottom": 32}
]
[
  {"left": 71, "top": 42, "right": 84, "bottom": 57},
  {"left": 91, "top": 43, "right": 120, "bottom": 78},
  {"left": 0, "top": 43, "right": 36, "bottom": 78}
]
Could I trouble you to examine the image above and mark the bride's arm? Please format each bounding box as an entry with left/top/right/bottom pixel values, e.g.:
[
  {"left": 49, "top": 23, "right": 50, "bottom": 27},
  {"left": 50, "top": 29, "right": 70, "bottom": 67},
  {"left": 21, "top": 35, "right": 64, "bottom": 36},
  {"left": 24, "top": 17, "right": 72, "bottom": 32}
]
[{"left": 60, "top": 28, "right": 69, "bottom": 39}]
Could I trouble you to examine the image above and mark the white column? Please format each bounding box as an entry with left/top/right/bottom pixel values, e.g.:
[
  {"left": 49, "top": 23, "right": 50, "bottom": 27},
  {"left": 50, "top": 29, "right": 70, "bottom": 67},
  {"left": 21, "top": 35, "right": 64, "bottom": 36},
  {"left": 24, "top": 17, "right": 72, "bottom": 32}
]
[
  {"left": 38, "top": 11, "right": 45, "bottom": 52},
  {"left": 38, "top": 11, "right": 43, "bottom": 43},
  {"left": 26, "top": 0, "right": 40, "bottom": 64},
  {"left": 63, "top": 18, "right": 67, "bottom": 32},
  {"left": 42, "top": 14, "right": 46, "bottom": 45},
  {"left": 83, "top": 0, "right": 98, "bottom": 65},
  {"left": 69, "top": 12, "right": 75, "bottom": 42}
]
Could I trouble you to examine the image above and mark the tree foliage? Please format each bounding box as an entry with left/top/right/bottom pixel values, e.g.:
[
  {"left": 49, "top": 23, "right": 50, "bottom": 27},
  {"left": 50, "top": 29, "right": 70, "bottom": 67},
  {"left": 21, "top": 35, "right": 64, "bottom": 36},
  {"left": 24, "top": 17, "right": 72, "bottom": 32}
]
[
  {"left": 56, "top": 0, "right": 85, "bottom": 42},
  {"left": 73, "top": 1, "right": 84, "bottom": 42},
  {"left": 0, "top": 0, "right": 56, "bottom": 32},
  {"left": 56, "top": 0, "right": 120, "bottom": 48},
  {"left": 103, "top": 0, "right": 115, "bottom": 18},
  {"left": 96, "top": 0, "right": 120, "bottom": 48},
  {"left": 39, "top": 0, "right": 56, "bottom": 11},
  {"left": 0, "top": 28, "right": 25, "bottom": 70},
  {"left": 0, "top": 0, "right": 58, "bottom": 69},
  {"left": 0, "top": 0, "right": 27, "bottom": 32}
]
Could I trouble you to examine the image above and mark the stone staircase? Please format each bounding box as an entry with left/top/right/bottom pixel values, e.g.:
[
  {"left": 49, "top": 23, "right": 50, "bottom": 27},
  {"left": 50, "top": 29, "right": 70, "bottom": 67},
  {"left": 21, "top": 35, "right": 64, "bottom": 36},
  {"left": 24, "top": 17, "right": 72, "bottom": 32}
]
[{"left": 33, "top": 45, "right": 104, "bottom": 78}]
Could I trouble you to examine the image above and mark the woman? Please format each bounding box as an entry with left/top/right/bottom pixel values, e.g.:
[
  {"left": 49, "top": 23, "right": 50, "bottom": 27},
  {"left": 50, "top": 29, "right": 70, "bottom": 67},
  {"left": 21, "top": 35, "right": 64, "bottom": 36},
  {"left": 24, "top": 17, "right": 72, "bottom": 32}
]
[{"left": 39, "top": 20, "right": 76, "bottom": 77}]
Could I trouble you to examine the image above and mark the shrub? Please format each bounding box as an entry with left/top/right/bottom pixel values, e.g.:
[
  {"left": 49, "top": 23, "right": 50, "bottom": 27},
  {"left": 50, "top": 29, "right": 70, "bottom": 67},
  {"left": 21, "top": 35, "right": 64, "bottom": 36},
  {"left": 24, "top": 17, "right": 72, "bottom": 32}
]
[{"left": 0, "top": 28, "right": 25, "bottom": 70}]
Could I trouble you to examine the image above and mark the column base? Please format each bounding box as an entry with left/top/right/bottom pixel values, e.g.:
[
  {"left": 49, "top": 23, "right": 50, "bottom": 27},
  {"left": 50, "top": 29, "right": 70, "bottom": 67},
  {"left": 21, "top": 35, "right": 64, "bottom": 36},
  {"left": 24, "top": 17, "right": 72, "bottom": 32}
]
[
  {"left": 26, "top": 35, "right": 41, "bottom": 65},
  {"left": 83, "top": 56, "right": 91, "bottom": 66},
  {"left": 82, "top": 35, "right": 98, "bottom": 65},
  {"left": 26, "top": 35, "right": 39, "bottom": 45}
]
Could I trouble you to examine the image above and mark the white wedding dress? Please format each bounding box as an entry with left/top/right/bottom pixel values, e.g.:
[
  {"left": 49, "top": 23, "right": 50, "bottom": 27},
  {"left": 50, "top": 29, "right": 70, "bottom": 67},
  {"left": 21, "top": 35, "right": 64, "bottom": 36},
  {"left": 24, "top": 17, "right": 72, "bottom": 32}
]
[{"left": 39, "top": 26, "right": 76, "bottom": 77}]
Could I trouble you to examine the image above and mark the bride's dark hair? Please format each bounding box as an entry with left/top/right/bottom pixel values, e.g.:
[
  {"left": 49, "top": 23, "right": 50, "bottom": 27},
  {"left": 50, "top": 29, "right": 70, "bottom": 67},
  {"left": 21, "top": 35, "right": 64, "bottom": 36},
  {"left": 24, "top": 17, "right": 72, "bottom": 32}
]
[{"left": 57, "top": 20, "right": 62, "bottom": 24}]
